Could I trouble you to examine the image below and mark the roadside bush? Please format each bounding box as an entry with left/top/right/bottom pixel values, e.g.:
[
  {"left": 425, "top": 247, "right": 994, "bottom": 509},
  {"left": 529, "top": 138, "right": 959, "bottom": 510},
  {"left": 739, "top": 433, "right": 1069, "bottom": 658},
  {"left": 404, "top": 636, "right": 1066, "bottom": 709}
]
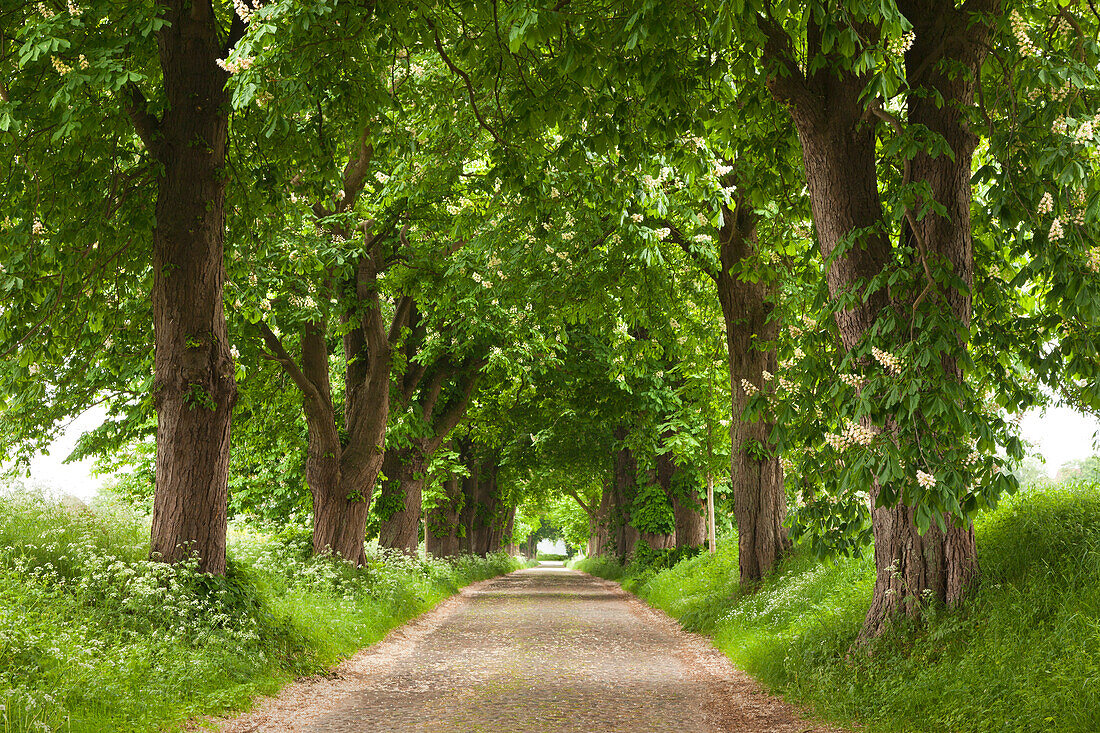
[{"left": 0, "top": 490, "right": 522, "bottom": 733}]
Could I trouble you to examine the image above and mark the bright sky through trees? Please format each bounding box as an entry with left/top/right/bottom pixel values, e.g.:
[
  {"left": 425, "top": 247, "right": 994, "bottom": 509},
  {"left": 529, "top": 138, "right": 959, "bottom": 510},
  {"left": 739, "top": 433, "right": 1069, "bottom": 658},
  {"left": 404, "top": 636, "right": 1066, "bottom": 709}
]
[{"left": 22, "top": 404, "right": 1099, "bottom": 502}]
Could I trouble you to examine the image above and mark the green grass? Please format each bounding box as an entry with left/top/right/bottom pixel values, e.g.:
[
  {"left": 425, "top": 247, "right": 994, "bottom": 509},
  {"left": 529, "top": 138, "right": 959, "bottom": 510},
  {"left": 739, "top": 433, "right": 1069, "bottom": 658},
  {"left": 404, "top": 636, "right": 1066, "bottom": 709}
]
[
  {"left": 574, "top": 480, "right": 1100, "bottom": 733},
  {"left": 0, "top": 490, "right": 523, "bottom": 733}
]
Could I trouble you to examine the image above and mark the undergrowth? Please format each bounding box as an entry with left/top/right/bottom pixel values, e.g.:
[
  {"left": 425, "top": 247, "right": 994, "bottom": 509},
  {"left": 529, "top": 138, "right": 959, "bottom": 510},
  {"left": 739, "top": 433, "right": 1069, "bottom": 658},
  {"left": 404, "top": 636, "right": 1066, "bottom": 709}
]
[
  {"left": 0, "top": 490, "right": 522, "bottom": 733},
  {"left": 573, "top": 480, "right": 1100, "bottom": 733}
]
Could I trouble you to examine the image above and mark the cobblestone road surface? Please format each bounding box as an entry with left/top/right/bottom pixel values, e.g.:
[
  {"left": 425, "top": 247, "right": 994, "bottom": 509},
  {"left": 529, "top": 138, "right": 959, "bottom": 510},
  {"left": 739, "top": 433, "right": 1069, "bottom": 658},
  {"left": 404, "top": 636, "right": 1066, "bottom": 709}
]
[{"left": 212, "top": 564, "right": 839, "bottom": 733}]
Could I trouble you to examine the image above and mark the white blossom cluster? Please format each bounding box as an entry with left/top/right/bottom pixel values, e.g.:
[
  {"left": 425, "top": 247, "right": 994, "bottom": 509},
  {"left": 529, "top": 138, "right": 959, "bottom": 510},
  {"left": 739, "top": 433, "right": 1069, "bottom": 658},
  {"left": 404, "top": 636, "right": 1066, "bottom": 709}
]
[
  {"left": 693, "top": 233, "right": 712, "bottom": 243},
  {"left": 1075, "top": 121, "right": 1095, "bottom": 145},
  {"left": 888, "top": 31, "right": 914, "bottom": 56},
  {"left": 825, "top": 420, "right": 878, "bottom": 451},
  {"left": 1038, "top": 192, "right": 1053, "bottom": 215},
  {"left": 1049, "top": 217, "right": 1065, "bottom": 241},
  {"left": 654, "top": 227, "right": 670, "bottom": 241},
  {"left": 216, "top": 55, "right": 254, "bottom": 74},
  {"left": 1086, "top": 247, "right": 1100, "bottom": 273},
  {"left": 232, "top": 0, "right": 263, "bottom": 22},
  {"left": 630, "top": 213, "right": 644, "bottom": 223},
  {"left": 51, "top": 56, "right": 72, "bottom": 75},
  {"left": 36, "top": 1, "right": 54, "bottom": 18},
  {"left": 740, "top": 378, "right": 759, "bottom": 396},
  {"left": 839, "top": 373, "right": 865, "bottom": 390},
  {"left": 872, "top": 346, "right": 903, "bottom": 374},
  {"left": 1010, "top": 11, "right": 1039, "bottom": 55},
  {"left": 66, "top": 0, "right": 82, "bottom": 14},
  {"left": 32, "top": 219, "right": 45, "bottom": 235},
  {"left": 916, "top": 470, "right": 937, "bottom": 489}
]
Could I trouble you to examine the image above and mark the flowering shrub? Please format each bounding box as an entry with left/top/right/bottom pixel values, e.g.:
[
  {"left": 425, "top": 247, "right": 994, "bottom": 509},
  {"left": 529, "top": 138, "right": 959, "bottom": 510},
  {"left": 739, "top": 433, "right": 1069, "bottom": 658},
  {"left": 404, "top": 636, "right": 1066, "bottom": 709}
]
[{"left": 0, "top": 490, "right": 522, "bottom": 733}]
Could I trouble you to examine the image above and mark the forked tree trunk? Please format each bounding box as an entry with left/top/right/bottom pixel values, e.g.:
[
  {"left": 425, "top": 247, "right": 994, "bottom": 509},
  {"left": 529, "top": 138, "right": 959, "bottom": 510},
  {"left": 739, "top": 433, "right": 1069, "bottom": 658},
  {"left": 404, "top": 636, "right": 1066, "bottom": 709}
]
[
  {"left": 377, "top": 446, "right": 426, "bottom": 553},
  {"left": 764, "top": 2, "right": 992, "bottom": 635},
  {"left": 716, "top": 198, "right": 789, "bottom": 586},
  {"left": 380, "top": 356, "right": 483, "bottom": 554},
  {"left": 148, "top": 2, "right": 237, "bottom": 574},
  {"left": 501, "top": 508, "right": 516, "bottom": 555}
]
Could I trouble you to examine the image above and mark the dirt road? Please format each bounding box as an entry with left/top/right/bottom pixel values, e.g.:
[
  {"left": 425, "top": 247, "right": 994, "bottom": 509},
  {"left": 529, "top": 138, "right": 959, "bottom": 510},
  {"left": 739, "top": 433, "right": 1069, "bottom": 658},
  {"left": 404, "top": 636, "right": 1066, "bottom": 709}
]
[{"left": 213, "top": 564, "right": 838, "bottom": 732}]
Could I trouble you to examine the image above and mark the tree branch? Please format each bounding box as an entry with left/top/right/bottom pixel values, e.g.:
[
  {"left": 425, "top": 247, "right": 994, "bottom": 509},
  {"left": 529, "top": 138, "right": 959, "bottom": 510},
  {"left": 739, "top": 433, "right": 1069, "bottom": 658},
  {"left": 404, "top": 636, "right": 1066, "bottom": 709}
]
[
  {"left": 336, "top": 125, "right": 374, "bottom": 213},
  {"left": 564, "top": 487, "right": 593, "bottom": 516},
  {"left": 388, "top": 295, "right": 415, "bottom": 344},
  {"left": 426, "top": 17, "right": 506, "bottom": 148},
  {"left": 756, "top": 14, "right": 816, "bottom": 110},
  {"left": 257, "top": 322, "right": 325, "bottom": 406},
  {"left": 661, "top": 219, "right": 717, "bottom": 281},
  {"left": 123, "top": 83, "right": 161, "bottom": 157}
]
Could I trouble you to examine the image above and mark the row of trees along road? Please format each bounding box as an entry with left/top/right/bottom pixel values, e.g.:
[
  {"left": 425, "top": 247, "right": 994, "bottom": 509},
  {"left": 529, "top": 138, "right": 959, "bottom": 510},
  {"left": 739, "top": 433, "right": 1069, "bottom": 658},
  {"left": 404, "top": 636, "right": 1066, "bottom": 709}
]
[{"left": 3, "top": 1, "right": 1099, "bottom": 639}]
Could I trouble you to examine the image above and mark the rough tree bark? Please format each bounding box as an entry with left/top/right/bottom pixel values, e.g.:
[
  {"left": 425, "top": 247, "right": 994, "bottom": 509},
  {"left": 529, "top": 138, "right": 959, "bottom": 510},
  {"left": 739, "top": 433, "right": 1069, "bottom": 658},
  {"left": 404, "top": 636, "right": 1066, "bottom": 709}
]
[
  {"left": 716, "top": 196, "right": 790, "bottom": 586},
  {"left": 144, "top": 1, "right": 242, "bottom": 574},
  {"left": 761, "top": 2, "right": 994, "bottom": 635}
]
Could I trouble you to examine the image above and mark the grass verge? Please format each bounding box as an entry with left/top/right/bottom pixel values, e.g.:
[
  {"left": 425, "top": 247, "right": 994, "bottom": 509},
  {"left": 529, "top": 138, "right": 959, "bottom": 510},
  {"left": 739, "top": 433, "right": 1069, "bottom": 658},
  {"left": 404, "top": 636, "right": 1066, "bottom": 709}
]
[
  {"left": 573, "top": 480, "right": 1100, "bottom": 733},
  {"left": 0, "top": 491, "right": 523, "bottom": 733}
]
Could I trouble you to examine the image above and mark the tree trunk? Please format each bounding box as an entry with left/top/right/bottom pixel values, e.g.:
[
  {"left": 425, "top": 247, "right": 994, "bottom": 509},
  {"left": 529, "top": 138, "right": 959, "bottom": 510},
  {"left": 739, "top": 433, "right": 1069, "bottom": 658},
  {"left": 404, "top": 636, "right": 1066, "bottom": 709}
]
[
  {"left": 856, "top": 2, "right": 989, "bottom": 634},
  {"left": 468, "top": 459, "right": 501, "bottom": 555},
  {"left": 458, "top": 449, "right": 480, "bottom": 554},
  {"left": 426, "top": 474, "right": 463, "bottom": 558},
  {"left": 764, "top": 3, "right": 992, "bottom": 635},
  {"left": 149, "top": 2, "right": 237, "bottom": 575},
  {"left": 588, "top": 480, "right": 613, "bottom": 557},
  {"left": 377, "top": 446, "right": 426, "bottom": 553},
  {"left": 501, "top": 508, "right": 516, "bottom": 555},
  {"left": 717, "top": 198, "right": 789, "bottom": 586},
  {"left": 657, "top": 450, "right": 705, "bottom": 547},
  {"left": 611, "top": 442, "right": 639, "bottom": 559}
]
